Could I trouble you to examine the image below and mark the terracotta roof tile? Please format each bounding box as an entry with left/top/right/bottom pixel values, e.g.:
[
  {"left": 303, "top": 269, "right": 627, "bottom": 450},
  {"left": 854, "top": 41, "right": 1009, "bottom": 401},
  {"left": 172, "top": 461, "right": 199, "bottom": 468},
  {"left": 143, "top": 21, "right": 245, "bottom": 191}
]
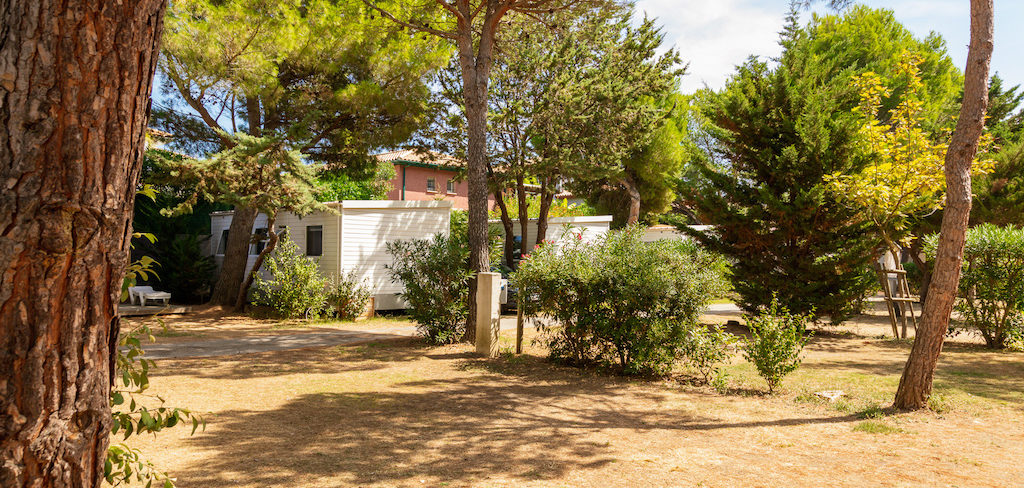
[{"left": 375, "top": 149, "right": 464, "bottom": 168}]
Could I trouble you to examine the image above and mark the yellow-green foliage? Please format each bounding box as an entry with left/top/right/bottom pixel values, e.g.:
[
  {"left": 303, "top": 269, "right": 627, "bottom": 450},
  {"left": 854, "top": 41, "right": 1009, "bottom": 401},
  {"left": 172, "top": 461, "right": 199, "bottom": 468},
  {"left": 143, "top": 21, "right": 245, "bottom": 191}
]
[
  {"left": 827, "top": 53, "right": 993, "bottom": 247},
  {"left": 489, "top": 195, "right": 595, "bottom": 220}
]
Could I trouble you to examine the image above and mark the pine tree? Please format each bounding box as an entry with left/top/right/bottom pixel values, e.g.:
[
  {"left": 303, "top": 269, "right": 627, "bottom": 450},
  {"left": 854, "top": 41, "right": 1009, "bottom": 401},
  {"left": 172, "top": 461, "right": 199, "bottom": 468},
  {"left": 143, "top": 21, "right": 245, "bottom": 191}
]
[
  {"left": 156, "top": 0, "right": 447, "bottom": 306},
  {"left": 683, "top": 10, "right": 877, "bottom": 323},
  {"left": 584, "top": 95, "right": 691, "bottom": 226}
]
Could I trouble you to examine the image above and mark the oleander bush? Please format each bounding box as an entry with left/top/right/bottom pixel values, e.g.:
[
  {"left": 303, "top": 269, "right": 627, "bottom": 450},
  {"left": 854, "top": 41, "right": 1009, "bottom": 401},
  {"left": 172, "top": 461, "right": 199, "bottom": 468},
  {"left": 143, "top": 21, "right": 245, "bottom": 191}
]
[
  {"left": 387, "top": 234, "right": 474, "bottom": 344},
  {"left": 925, "top": 224, "right": 1024, "bottom": 349},
  {"left": 327, "top": 271, "right": 373, "bottom": 321},
  {"left": 514, "top": 226, "right": 728, "bottom": 375}
]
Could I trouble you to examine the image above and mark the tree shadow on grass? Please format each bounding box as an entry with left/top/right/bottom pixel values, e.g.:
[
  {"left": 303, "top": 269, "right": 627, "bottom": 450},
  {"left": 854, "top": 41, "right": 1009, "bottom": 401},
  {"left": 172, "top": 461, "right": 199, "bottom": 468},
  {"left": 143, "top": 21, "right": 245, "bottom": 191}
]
[
  {"left": 798, "top": 344, "right": 1024, "bottom": 407},
  {"left": 173, "top": 355, "right": 864, "bottom": 487},
  {"left": 155, "top": 338, "right": 433, "bottom": 380}
]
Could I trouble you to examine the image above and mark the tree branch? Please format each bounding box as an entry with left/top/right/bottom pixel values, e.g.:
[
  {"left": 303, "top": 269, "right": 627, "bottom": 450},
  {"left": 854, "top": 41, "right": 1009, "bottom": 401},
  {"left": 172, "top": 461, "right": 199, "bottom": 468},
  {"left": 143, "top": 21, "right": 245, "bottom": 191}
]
[{"left": 361, "top": 0, "right": 459, "bottom": 40}]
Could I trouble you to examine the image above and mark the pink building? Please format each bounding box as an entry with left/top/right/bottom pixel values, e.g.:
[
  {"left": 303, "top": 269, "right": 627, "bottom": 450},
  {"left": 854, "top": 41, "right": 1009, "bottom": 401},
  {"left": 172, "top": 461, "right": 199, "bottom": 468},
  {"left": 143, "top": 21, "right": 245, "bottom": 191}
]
[{"left": 378, "top": 150, "right": 493, "bottom": 210}]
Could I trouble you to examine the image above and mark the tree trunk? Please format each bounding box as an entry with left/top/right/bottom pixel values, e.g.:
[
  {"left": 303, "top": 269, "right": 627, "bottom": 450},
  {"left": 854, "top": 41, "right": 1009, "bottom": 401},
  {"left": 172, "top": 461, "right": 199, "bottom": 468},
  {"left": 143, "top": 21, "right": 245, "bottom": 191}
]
[
  {"left": 535, "top": 182, "right": 556, "bottom": 246},
  {"left": 464, "top": 91, "right": 489, "bottom": 342},
  {"left": 487, "top": 164, "right": 515, "bottom": 269},
  {"left": 621, "top": 173, "right": 642, "bottom": 226},
  {"left": 516, "top": 175, "right": 530, "bottom": 264},
  {"left": 235, "top": 214, "right": 278, "bottom": 311},
  {"left": 0, "top": 1, "right": 166, "bottom": 486},
  {"left": 893, "top": 0, "right": 993, "bottom": 411},
  {"left": 492, "top": 188, "right": 516, "bottom": 268},
  {"left": 210, "top": 205, "right": 259, "bottom": 306},
  {"left": 459, "top": 50, "right": 495, "bottom": 342}
]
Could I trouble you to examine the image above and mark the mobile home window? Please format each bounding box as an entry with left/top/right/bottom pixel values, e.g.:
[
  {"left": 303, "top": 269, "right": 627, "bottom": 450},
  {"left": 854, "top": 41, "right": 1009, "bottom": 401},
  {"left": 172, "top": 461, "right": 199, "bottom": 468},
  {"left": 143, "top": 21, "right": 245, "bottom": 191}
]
[
  {"left": 306, "top": 225, "right": 323, "bottom": 256},
  {"left": 446, "top": 179, "right": 455, "bottom": 194},
  {"left": 254, "top": 228, "right": 268, "bottom": 255},
  {"left": 217, "top": 229, "right": 229, "bottom": 254},
  {"left": 426, "top": 178, "right": 436, "bottom": 192}
]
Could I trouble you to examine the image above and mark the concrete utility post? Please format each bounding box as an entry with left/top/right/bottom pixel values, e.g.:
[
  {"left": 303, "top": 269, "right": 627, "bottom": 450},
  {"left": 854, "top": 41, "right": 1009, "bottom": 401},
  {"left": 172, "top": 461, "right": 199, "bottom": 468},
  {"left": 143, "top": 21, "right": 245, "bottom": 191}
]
[{"left": 475, "top": 272, "right": 502, "bottom": 357}]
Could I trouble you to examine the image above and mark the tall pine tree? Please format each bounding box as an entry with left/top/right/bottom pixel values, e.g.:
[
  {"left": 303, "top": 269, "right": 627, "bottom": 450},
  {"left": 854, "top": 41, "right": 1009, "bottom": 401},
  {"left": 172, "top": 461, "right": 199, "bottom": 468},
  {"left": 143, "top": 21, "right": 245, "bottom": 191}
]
[
  {"left": 155, "top": 0, "right": 447, "bottom": 306},
  {"left": 683, "top": 9, "right": 877, "bottom": 322}
]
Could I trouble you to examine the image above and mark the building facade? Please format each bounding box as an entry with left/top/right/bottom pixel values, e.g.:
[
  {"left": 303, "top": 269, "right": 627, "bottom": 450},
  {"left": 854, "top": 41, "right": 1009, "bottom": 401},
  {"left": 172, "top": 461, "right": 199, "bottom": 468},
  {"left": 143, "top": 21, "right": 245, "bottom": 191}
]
[{"left": 378, "top": 150, "right": 494, "bottom": 210}]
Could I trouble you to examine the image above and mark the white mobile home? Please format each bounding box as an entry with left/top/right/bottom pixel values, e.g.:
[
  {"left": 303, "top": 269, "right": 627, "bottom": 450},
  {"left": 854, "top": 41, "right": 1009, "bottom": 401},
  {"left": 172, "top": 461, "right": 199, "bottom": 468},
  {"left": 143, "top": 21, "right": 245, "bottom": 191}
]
[
  {"left": 641, "top": 224, "right": 714, "bottom": 242},
  {"left": 492, "top": 215, "right": 614, "bottom": 252},
  {"left": 209, "top": 200, "right": 453, "bottom": 310}
]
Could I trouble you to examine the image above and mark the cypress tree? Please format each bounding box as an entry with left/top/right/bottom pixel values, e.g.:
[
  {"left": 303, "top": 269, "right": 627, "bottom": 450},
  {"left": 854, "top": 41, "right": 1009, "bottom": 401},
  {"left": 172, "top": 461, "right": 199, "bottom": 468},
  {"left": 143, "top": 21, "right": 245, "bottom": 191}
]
[{"left": 683, "top": 10, "right": 877, "bottom": 323}]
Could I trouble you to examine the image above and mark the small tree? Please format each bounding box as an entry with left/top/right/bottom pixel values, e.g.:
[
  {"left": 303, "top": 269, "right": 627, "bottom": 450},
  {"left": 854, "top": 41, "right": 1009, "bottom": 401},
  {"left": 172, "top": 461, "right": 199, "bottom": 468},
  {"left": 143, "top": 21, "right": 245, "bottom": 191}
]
[
  {"left": 826, "top": 53, "right": 993, "bottom": 266},
  {"left": 742, "top": 297, "right": 812, "bottom": 394}
]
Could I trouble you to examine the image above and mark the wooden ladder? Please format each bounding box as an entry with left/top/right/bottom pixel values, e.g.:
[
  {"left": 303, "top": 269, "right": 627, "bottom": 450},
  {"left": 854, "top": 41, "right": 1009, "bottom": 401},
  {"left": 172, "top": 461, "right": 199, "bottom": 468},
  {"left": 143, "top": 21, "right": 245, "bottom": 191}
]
[{"left": 875, "top": 257, "right": 918, "bottom": 338}]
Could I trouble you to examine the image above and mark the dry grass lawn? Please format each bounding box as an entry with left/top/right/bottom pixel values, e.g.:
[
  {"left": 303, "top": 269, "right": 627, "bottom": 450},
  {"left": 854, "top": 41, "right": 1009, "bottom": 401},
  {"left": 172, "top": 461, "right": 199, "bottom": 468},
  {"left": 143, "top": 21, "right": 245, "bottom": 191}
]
[{"left": 123, "top": 311, "right": 1024, "bottom": 487}]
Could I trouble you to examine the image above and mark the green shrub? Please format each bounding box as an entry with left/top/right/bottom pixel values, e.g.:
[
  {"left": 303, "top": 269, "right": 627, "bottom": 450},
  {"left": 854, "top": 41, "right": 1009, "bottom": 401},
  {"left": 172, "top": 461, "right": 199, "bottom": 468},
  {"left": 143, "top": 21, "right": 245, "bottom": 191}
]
[
  {"left": 252, "top": 238, "right": 329, "bottom": 319},
  {"left": 327, "top": 271, "right": 372, "bottom": 321},
  {"left": 742, "top": 296, "right": 811, "bottom": 393},
  {"left": 387, "top": 234, "right": 474, "bottom": 344},
  {"left": 514, "top": 226, "right": 728, "bottom": 375},
  {"left": 681, "top": 324, "right": 737, "bottom": 384},
  {"left": 925, "top": 224, "right": 1024, "bottom": 349}
]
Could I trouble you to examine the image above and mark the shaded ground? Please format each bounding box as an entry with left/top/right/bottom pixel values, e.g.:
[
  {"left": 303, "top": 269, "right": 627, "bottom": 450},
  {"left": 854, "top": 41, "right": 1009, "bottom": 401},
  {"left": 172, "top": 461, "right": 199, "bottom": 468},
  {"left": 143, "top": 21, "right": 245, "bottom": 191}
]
[
  {"left": 131, "top": 308, "right": 555, "bottom": 359},
  {"left": 124, "top": 311, "right": 1024, "bottom": 487}
]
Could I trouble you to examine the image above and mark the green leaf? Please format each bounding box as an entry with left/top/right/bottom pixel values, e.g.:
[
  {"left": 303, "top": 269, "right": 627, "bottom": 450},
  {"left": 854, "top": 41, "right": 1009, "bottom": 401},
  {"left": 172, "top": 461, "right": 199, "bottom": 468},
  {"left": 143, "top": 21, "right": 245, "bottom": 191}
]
[{"left": 140, "top": 410, "right": 156, "bottom": 430}]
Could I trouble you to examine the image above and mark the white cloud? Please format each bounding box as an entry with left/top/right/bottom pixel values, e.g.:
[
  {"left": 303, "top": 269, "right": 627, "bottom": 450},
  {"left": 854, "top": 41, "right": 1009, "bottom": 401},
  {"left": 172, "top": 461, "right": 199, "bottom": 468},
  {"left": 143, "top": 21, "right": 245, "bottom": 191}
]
[{"left": 636, "top": 0, "right": 790, "bottom": 92}]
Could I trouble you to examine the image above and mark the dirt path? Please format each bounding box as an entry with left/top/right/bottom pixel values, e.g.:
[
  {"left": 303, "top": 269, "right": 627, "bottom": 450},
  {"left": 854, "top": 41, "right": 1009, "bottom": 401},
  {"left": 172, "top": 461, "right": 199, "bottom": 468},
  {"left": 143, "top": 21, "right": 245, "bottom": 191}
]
[{"left": 142, "top": 326, "right": 417, "bottom": 359}]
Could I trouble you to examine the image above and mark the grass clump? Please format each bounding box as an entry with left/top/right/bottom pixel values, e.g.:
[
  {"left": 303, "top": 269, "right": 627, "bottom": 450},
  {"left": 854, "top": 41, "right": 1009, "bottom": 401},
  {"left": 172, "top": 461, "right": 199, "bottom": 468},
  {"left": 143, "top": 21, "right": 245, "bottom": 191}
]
[{"left": 853, "top": 420, "right": 905, "bottom": 435}]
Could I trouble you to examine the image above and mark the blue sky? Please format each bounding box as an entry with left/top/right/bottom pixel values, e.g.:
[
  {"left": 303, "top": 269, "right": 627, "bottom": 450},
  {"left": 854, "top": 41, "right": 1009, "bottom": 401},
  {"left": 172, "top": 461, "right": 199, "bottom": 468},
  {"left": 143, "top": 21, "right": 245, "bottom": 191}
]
[{"left": 636, "top": 0, "right": 1024, "bottom": 93}]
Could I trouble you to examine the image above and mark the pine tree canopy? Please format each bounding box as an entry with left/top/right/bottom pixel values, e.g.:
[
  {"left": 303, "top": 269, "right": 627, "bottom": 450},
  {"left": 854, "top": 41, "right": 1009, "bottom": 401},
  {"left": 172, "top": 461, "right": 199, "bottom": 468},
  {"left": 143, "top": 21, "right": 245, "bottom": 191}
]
[{"left": 155, "top": 0, "right": 449, "bottom": 177}]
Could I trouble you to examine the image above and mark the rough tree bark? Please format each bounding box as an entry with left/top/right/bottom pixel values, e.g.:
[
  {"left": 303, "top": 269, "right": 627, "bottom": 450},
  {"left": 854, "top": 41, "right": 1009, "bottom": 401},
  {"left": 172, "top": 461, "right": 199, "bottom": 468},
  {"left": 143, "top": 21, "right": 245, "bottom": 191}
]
[
  {"left": 456, "top": 3, "right": 509, "bottom": 342},
  {"left": 0, "top": 1, "right": 167, "bottom": 486},
  {"left": 209, "top": 205, "right": 259, "bottom": 306},
  {"left": 893, "top": 0, "right": 993, "bottom": 411},
  {"left": 535, "top": 180, "right": 556, "bottom": 245},
  {"left": 621, "top": 173, "right": 642, "bottom": 226}
]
